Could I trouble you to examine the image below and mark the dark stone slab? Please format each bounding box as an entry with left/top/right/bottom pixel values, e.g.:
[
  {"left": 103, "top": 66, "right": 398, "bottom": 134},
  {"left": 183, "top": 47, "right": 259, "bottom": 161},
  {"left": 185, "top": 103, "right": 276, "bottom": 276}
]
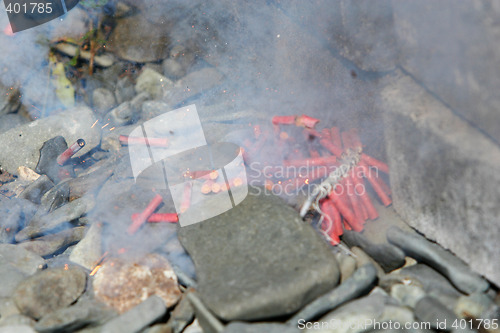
[
  {"left": 342, "top": 230, "right": 406, "bottom": 272},
  {"left": 287, "top": 264, "right": 377, "bottom": 326},
  {"left": 381, "top": 72, "right": 500, "bottom": 286},
  {"left": 387, "top": 226, "right": 489, "bottom": 294},
  {"left": 178, "top": 189, "right": 340, "bottom": 321},
  {"left": 12, "top": 266, "right": 87, "bottom": 319}
]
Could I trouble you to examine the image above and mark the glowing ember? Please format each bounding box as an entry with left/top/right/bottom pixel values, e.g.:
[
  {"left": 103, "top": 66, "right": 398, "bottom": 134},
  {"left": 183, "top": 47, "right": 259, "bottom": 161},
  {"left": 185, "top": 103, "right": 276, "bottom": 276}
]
[{"left": 90, "top": 264, "right": 102, "bottom": 276}]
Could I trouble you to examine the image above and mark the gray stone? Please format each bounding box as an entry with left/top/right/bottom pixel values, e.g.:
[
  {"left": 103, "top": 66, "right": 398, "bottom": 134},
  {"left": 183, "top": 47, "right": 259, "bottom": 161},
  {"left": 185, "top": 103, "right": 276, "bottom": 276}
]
[
  {"left": 0, "top": 198, "right": 38, "bottom": 243},
  {"left": 163, "top": 68, "right": 224, "bottom": 106},
  {"left": 335, "top": 252, "right": 357, "bottom": 283},
  {"left": 381, "top": 72, "right": 500, "bottom": 287},
  {"left": 0, "top": 244, "right": 44, "bottom": 275},
  {"left": 69, "top": 222, "right": 102, "bottom": 270},
  {"left": 100, "top": 296, "right": 166, "bottom": 333},
  {"left": 392, "top": 0, "right": 500, "bottom": 143},
  {"left": 399, "top": 264, "right": 462, "bottom": 300},
  {"left": 66, "top": 158, "right": 116, "bottom": 200},
  {"left": 378, "top": 305, "right": 433, "bottom": 333},
  {"left": 310, "top": 294, "right": 387, "bottom": 333},
  {"left": 162, "top": 58, "right": 187, "bottom": 80},
  {"left": 115, "top": 77, "right": 135, "bottom": 105},
  {"left": 34, "top": 136, "right": 71, "bottom": 183},
  {"left": 17, "top": 226, "right": 86, "bottom": 257},
  {"left": 342, "top": 230, "right": 406, "bottom": 272},
  {"left": 414, "top": 296, "right": 464, "bottom": 331},
  {"left": 387, "top": 226, "right": 489, "bottom": 294},
  {"left": 12, "top": 266, "right": 87, "bottom": 319},
  {"left": 0, "top": 314, "right": 35, "bottom": 328},
  {"left": 0, "top": 325, "right": 36, "bottom": 333},
  {"left": 351, "top": 247, "right": 385, "bottom": 279},
  {"left": 224, "top": 322, "right": 300, "bottom": 333},
  {"left": 0, "top": 107, "right": 101, "bottom": 175},
  {"left": 135, "top": 68, "right": 173, "bottom": 100},
  {"left": 454, "top": 293, "right": 495, "bottom": 319},
  {"left": 107, "top": 102, "right": 134, "bottom": 127},
  {"left": 281, "top": 0, "right": 397, "bottom": 71},
  {"left": 183, "top": 320, "right": 203, "bottom": 333},
  {"left": 287, "top": 264, "right": 377, "bottom": 326},
  {"left": 108, "top": 14, "right": 171, "bottom": 62},
  {"left": 168, "top": 44, "right": 197, "bottom": 70},
  {"left": 92, "top": 88, "right": 116, "bottom": 115},
  {"left": 163, "top": 291, "right": 195, "bottom": 333},
  {"left": 34, "top": 299, "right": 110, "bottom": 333},
  {"left": 0, "top": 84, "right": 20, "bottom": 115},
  {"left": 37, "top": 183, "right": 70, "bottom": 217},
  {"left": 0, "top": 298, "right": 20, "bottom": 319},
  {"left": 16, "top": 195, "right": 95, "bottom": 241},
  {"left": 0, "top": 265, "right": 26, "bottom": 298},
  {"left": 129, "top": 91, "right": 151, "bottom": 113},
  {"left": 141, "top": 101, "right": 170, "bottom": 122},
  {"left": 17, "top": 175, "right": 54, "bottom": 204},
  {"left": 0, "top": 114, "right": 27, "bottom": 134},
  {"left": 390, "top": 284, "right": 426, "bottom": 308},
  {"left": 178, "top": 189, "right": 340, "bottom": 321},
  {"left": 187, "top": 293, "right": 224, "bottom": 333}
]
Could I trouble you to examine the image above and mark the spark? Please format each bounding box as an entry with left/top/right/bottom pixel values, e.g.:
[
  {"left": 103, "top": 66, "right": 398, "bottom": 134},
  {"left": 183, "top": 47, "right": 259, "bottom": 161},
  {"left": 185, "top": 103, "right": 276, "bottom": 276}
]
[
  {"left": 91, "top": 120, "right": 99, "bottom": 128},
  {"left": 101, "top": 123, "right": 109, "bottom": 129},
  {"left": 89, "top": 265, "right": 101, "bottom": 276}
]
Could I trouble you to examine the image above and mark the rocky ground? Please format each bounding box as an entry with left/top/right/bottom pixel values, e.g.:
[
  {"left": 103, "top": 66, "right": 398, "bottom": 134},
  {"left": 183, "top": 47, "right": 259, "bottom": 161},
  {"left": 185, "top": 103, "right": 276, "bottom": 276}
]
[{"left": 0, "top": 1, "right": 499, "bottom": 333}]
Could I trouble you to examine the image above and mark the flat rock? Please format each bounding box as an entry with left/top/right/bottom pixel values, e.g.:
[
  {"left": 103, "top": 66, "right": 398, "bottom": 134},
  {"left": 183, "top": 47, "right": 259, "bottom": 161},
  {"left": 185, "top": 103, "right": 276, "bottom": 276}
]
[
  {"left": 0, "top": 314, "right": 35, "bottom": 327},
  {"left": 0, "top": 84, "right": 20, "bottom": 116},
  {"left": 0, "top": 244, "right": 45, "bottom": 275},
  {"left": 287, "top": 264, "right": 377, "bottom": 326},
  {"left": 16, "top": 195, "right": 95, "bottom": 241},
  {"left": 100, "top": 296, "right": 167, "bottom": 333},
  {"left": 0, "top": 107, "right": 101, "bottom": 175},
  {"left": 309, "top": 294, "right": 387, "bottom": 333},
  {"left": 414, "top": 296, "right": 466, "bottom": 331},
  {"left": 0, "top": 325, "right": 36, "bottom": 333},
  {"left": 17, "top": 226, "right": 86, "bottom": 257},
  {"left": 0, "top": 265, "right": 26, "bottom": 298},
  {"left": 12, "top": 266, "right": 87, "bottom": 319},
  {"left": 135, "top": 68, "right": 173, "bottom": 100},
  {"left": 69, "top": 222, "right": 102, "bottom": 270},
  {"left": 92, "top": 88, "right": 116, "bottom": 116},
  {"left": 342, "top": 230, "right": 406, "bottom": 272},
  {"left": 387, "top": 226, "right": 489, "bottom": 294},
  {"left": 0, "top": 199, "right": 38, "bottom": 243},
  {"left": 0, "top": 114, "right": 27, "bottom": 134},
  {"left": 17, "top": 175, "right": 54, "bottom": 204},
  {"left": 178, "top": 189, "right": 340, "bottom": 321},
  {"left": 399, "top": 264, "right": 462, "bottom": 299},
  {"left": 108, "top": 15, "right": 171, "bottom": 62},
  {"left": 34, "top": 299, "right": 111, "bottom": 333}
]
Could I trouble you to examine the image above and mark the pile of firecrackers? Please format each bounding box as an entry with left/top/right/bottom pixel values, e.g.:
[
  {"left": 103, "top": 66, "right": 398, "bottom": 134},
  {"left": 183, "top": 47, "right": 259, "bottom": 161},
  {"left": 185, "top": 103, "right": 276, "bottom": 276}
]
[
  {"left": 240, "top": 114, "right": 392, "bottom": 245},
  {"left": 118, "top": 114, "right": 391, "bottom": 246}
]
